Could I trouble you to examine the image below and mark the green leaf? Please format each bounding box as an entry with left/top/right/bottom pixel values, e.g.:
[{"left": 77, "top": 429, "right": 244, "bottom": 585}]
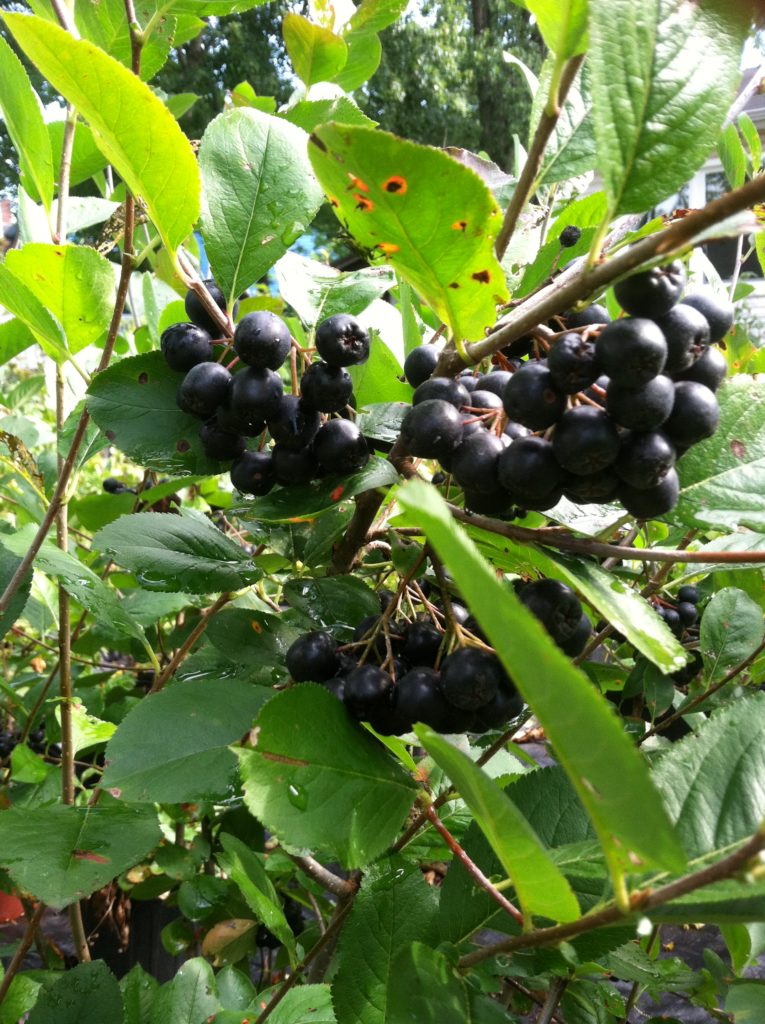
[
  {"left": 650, "top": 876, "right": 765, "bottom": 924},
  {"left": 469, "top": 528, "right": 687, "bottom": 674},
  {"left": 699, "top": 587, "right": 764, "bottom": 684},
  {"left": 651, "top": 693, "right": 765, "bottom": 860},
  {"left": 283, "top": 14, "right": 347, "bottom": 87},
  {"left": 309, "top": 124, "right": 508, "bottom": 342},
  {"left": 0, "top": 32, "right": 53, "bottom": 212},
  {"left": 28, "top": 962, "right": 123, "bottom": 1024},
  {"left": 94, "top": 510, "right": 261, "bottom": 594},
  {"left": 121, "top": 965, "right": 159, "bottom": 1024},
  {"left": 0, "top": 541, "right": 32, "bottom": 640},
  {"left": 417, "top": 727, "right": 579, "bottom": 923},
  {"left": 1, "top": 526, "right": 148, "bottom": 645},
  {"left": 102, "top": 678, "right": 271, "bottom": 803},
  {"left": 527, "top": 0, "right": 588, "bottom": 57},
  {"left": 4, "top": 12, "right": 200, "bottom": 252},
  {"left": 205, "top": 609, "right": 300, "bottom": 682},
  {"left": 75, "top": 0, "right": 181, "bottom": 82},
  {"left": 53, "top": 196, "right": 121, "bottom": 234},
  {"left": 199, "top": 108, "right": 323, "bottom": 306},
  {"left": 150, "top": 959, "right": 220, "bottom": 1024},
  {"left": 588, "top": 0, "right": 748, "bottom": 215},
  {"left": 718, "top": 121, "right": 747, "bottom": 191},
  {"left": 397, "top": 480, "right": 686, "bottom": 879},
  {"left": 283, "top": 576, "right": 380, "bottom": 638},
  {"left": 234, "top": 455, "right": 398, "bottom": 523},
  {"left": 217, "top": 834, "right": 295, "bottom": 954},
  {"left": 739, "top": 113, "right": 762, "bottom": 174},
  {"left": 388, "top": 943, "right": 470, "bottom": 1024},
  {"left": 255, "top": 985, "right": 336, "bottom": 1024},
  {"left": 282, "top": 96, "right": 377, "bottom": 133},
  {"left": 0, "top": 318, "right": 36, "bottom": 366},
  {"left": 48, "top": 119, "right": 109, "bottom": 189},
  {"left": 0, "top": 264, "right": 69, "bottom": 362},
  {"left": 350, "top": 332, "right": 412, "bottom": 407},
  {"left": 332, "top": 30, "right": 382, "bottom": 91},
  {"left": 237, "top": 685, "right": 416, "bottom": 868},
  {"left": 86, "top": 352, "right": 221, "bottom": 475},
  {"left": 726, "top": 981, "right": 765, "bottom": 1021},
  {"left": 64, "top": 698, "right": 117, "bottom": 753},
  {"left": 0, "top": 802, "right": 161, "bottom": 909},
  {"left": 332, "top": 860, "right": 438, "bottom": 1024},
  {"left": 275, "top": 251, "right": 394, "bottom": 329},
  {"left": 5, "top": 244, "right": 115, "bottom": 354},
  {"left": 10, "top": 745, "right": 50, "bottom": 784},
  {"left": 674, "top": 376, "right": 765, "bottom": 533},
  {"left": 348, "top": 0, "right": 408, "bottom": 34}
]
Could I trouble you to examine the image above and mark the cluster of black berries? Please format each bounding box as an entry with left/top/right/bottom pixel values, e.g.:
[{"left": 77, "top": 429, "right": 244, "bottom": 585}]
[
  {"left": 0, "top": 726, "right": 59, "bottom": 761},
  {"left": 401, "top": 262, "right": 732, "bottom": 520},
  {"left": 160, "top": 281, "right": 371, "bottom": 496},
  {"left": 285, "top": 576, "right": 590, "bottom": 736}
]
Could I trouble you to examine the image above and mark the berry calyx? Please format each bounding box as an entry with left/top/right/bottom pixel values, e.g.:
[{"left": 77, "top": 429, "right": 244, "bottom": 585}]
[{"left": 315, "top": 314, "right": 370, "bottom": 367}]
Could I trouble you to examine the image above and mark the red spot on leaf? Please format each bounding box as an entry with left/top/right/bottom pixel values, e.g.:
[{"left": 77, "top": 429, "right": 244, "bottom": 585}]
[
  {"left": 378, "top": 242, "right": 399, "bottom": 254},
  {"left": 354, "top": 194, "right": 374, "bottom": 212},
  {"left": 251, "top": 620, "right": 262, "bottom": 633},
  {"left": 177, "top": 439, "right": 190, "bottom": 452},
  {"left": 472, "top": 269, "right": 491, "bottom": 284},
  {"left": 448, "top": 282, "right": 460, "bottom": 289},
  {"left": 329, "top": 195, "right": 339, "bottom": 207},
  {"left": 452, "top": 220, "right": 467, "bottom": 231},
  {"left": 331, "top": 484, "right": 345, "bottom": 501},
  {"left": 73, "top": 850, "right": 110, "bottom": 864},
  {"left": 731, "top": 439, "right": 747, "bottom": 458},
  {"left": 348, "top": 174, "right": 370, "bottom": 193},
  {"left": 382, "top": 175, "right": 407, "bottom": 194},
  {"left": 138, "top": 372, "right": 149, "bottom": 384}
]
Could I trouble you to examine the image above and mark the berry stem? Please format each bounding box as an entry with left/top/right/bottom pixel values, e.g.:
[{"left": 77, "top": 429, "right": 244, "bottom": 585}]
[{"left": 424, "top": 802, "right": 525, "bottom": 925}]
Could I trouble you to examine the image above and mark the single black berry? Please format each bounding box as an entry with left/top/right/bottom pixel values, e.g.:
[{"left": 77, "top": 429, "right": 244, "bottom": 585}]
[
  {"left": 394, "top": 668, "right": 449, "bottom": 728},
  {"left": 654, "top": 303, "right": 710, "bottom": 373},
  {"left": 286, "top": 631, "right": 339, "bottom": 682},
  {"left": 313, "top": 420, "right": 370, "bottom": 475},
  {"left": 404, "top": 345, "right": 440, "bottom": 387},
  {"left": 662, "top": 607, "right": 683, "bottom": 637},
  {"left": 547, "top": 332, "right": 601, "bottom": 394},
  {"left": 498, "top": 436, "right": 562, "bottom": 500},
  {"left": 552, "top": 407, "right": 620, "bottom": 475},
  {"left": 561, "top": 303, "right": 611, "bottom": 330},
  {"left": 504, "top": 419, "right": 530, "bottom": 441},
  {"left": 559, "top": 225, "right": 582, "bottom": 248},
  {"left": 161, "top": 323, "right": 213, "bottom": 372},
  {"left": 678, "top": 585, "right": 700, "bottom": 605},
  {"left": 300, "top": 361, "right": 354, "bottom": 413},
  {"left": 614, "top": 431, "right": 676, "bottom": 490},
  {"left": 230, "top": 367, "right": 284, "bottom": 423},
  {"left": 402, "top": 622, "right": 442, "bottom": 667},
  {"left": 458, "top": 370, "right": 479, "bottom": 392},
  {"left": 177, "top": 362, "right": 232, "bottom": 420},
  {"left": 185, "top": 280, "right": 231, "bottom": 336},
  {"left": 673, "top": 345, "right": 727, "bottom": 392},
  {"left": 450, "top": 432, "right": 504, "bottom": 493},
  {"left": 401, "top": 399, "right": 464, "bottom": 460},
  {"left": 663, "top": 381, "right": 720, "bottom": 447},
  {"left": 605, "top": 374, "right": 675, "bottom": 431},
  {"left": 502, "top": 362, "right": 566, "bottom": 430},
  {"left": 613, "top": 260, "right": 685, "bottom": 318},
  {"left": 596, "top": 318, "right": 668, "bottom": 386},
  {"left": 272, "top": 445, "right": 317, "bottom": 486},
  {"left": 519, "top": 578, "right": 583, "bottom": 644},
  {"left": 234, "top": 311, "right": 291, "bottom": 370},
  {"left": 413, "top": 377, "right": 471, "bottom": 409},
  {"left": 103, "top": 477, "right": 127, "bottom": 495},
  {"left": 315, "top": 314, "right": 370, "bottom": 367},
  {"left": 474, "top": 371, "right": 512, "bottom": 398},
  {"left": 343, "top": 664, "right": 393, "bottom": 719},
  {"left": 199, "top": 422, "right": 246, "bottom": 461},
  {"left": 677, "top": 602, "right": 698, "bottom": 627},
  {"left": 619, "top": 467, "right": 680, "bottom": 518},
  {"left": 230, "top": 451, "right": 276, "bottom": 495},
  {"left": 558, "top": 613, "right": 592, "bottom": 656},
  {"left": 267, "top": 395, "right": 321, "bottom": 451},
  {"left": 563, "top": 469, "right": 619, "bottom": 503},
  {"left": 467, "top": 389, "right": 503, "bottom": 412},
  {"left": 440, "top": 648, "right": 504, "bottom": 710},
  {"left": 682, "top": 290, "right": 734, "bottom": 343}
]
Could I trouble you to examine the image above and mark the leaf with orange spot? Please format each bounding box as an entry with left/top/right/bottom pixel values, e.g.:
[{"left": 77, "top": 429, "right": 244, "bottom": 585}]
[{"left": 308, "top": 124, "right": 508, "bottom": 341}]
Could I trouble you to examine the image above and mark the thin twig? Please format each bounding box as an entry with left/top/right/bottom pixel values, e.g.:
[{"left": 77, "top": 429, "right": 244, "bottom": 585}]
[
  {"left": 0, "top": 903, "right": 46, "bottom": 1007},
  {"left": 149, "top": 593, "right": 231, "bottom": 692},
  {"left": 495, "top": 56, "right": 584, "bottom": 260},
  {"left": 286, "top": 853, "right": 354, "bottom": 899},
  {"left": 459, "top": 826, "right": 765, "bottom": 969},
  {"left": 425, "top": 803, "right": 524, "bottom": 925},
  {"left": 535, "top": 978, "right": 568, "bottom": 1024}
]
